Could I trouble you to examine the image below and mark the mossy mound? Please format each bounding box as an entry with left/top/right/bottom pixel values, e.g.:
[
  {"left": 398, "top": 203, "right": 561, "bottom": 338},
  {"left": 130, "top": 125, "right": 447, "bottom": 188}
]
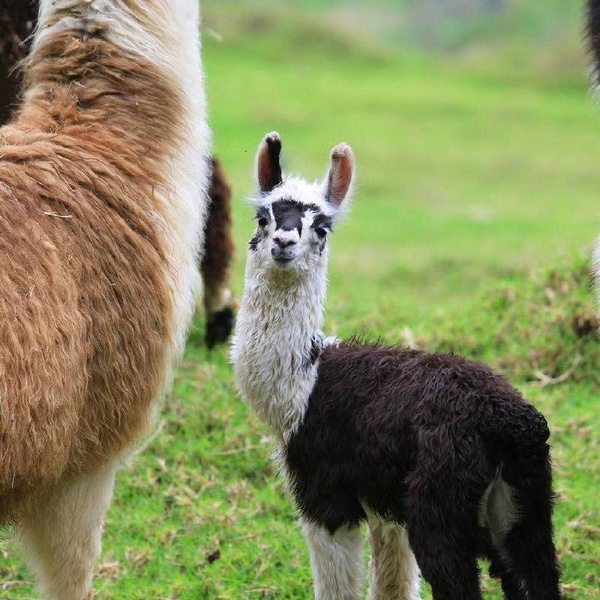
[{"left": 426, "top": 255, "right": 599, "bottom": 386}]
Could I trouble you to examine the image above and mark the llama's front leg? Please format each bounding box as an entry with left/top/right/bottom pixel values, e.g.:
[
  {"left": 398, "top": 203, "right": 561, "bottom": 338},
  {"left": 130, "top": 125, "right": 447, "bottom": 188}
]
[
  {"left": 19, "top": 462, "right": 118, "bottom": 600},
  {"left": 367, "top": 516, "right": 420, "bottom": 600},
  {"left": 302, "top": 520, "right": 364, "bottom": 600}
]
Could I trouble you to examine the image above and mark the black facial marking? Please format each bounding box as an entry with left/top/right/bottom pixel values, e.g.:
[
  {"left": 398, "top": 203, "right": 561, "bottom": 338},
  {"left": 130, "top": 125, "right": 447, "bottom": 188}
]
[
  {"left": 312, "top": 213, "right": 333, "bottom": 231},
  {"left": 249, "top": 230, "right": 263, "bottom": 251},
  {"left": 249, "top": 206, "right": 271, "bottom": 251},
  {"left": 270, "top": 200, "right": 328, "bottom": 238},
  {"left": 256, "top": 206, "right": 270, "bottom": 221},
  {"left": 272, "top": 200, "right": 306, "bottom": 236},
  {"left": 308, "top": 213, "right": 331, "bottom": 254},
  {"left": 255, "top": 206, "right": 270, "bottom": 228}
]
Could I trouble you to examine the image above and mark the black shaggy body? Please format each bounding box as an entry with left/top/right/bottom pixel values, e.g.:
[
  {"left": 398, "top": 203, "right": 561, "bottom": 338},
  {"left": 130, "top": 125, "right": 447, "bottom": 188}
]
[{"left": 286, "top": 341, "right": 561, "bottom": 600}]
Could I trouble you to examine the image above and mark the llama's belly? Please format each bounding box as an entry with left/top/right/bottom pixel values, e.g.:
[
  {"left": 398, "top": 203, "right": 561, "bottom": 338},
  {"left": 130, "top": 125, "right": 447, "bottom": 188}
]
[
  {"left": 284, "top": 456, "right": 413, "bottom": 533},
  {"left": 284, "top": 433, "right": 500, "bottom": 542}
]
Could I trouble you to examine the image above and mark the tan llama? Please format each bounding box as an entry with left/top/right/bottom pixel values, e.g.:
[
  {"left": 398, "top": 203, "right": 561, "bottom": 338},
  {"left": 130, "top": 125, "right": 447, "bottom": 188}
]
[
  {"left": 0, "top": 1, "right": 209, "bottom": 597},
  {"left": 0, "top": 1, "right": 235, "bottom": 350}
]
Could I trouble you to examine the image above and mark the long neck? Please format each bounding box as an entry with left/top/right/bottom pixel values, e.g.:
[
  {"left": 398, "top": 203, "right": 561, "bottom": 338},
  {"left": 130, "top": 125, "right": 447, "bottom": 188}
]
[
  {"left": 233, "top": 258, "right": 329, "bottom": 437},
  {"left": 21, "top": 0, "right": 210, "bottom": 362}
]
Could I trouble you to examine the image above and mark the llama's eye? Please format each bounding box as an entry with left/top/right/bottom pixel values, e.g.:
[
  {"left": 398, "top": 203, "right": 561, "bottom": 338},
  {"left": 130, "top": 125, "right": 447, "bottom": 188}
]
[
  {"left": 315, "top": 227, "right": 327, "bottom": 239},
  {"left": 258, "top": 217, "right": 269, "bottom": 228}
]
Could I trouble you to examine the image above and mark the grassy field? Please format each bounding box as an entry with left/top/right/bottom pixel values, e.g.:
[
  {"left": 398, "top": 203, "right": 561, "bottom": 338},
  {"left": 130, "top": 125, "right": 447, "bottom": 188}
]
[{"left": 1, "top": 2, "right": 599, "bottom": 598}]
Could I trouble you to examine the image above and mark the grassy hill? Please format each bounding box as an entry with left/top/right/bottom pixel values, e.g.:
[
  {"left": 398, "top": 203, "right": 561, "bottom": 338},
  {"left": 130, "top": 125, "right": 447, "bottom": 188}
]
[{"left": 0, "top": 3, "right": 598, "bottom": 599}]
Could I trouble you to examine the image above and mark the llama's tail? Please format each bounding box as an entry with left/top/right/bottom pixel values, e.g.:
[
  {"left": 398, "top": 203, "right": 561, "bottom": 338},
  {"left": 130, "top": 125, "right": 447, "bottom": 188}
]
[
  {"left": 481, "top": 396, "right": 560, "bottom": 599},
  {"left": 588, "top": 0, "right": 600, "bottom": 85},
  {"left": 200, "top": 156, "right": 235, "bottom": 348}
]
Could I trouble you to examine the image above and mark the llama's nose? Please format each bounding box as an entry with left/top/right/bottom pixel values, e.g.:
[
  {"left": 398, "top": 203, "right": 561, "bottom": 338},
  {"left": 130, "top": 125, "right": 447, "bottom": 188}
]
[
  {"left": 273, "top": 236, "right": 296, "bottom": 249},
  {"left": 271, "top": 234, "right": 298, "bottom": 262}
]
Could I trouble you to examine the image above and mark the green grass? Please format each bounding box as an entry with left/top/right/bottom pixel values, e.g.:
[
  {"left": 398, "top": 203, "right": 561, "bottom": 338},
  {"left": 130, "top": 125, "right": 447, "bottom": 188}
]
[{"left": 1, "top": 3, "right": 599, "bottom": 598}]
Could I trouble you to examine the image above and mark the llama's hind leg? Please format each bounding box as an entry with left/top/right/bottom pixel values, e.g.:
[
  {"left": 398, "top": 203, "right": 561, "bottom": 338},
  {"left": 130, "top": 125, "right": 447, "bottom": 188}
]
[
  {"left": 302, "top": 520, "right": 364, "bottom": 600},
  {"left": 406, "top": 476, "right": 485, "bottom": 599},
  {"left": 366, "top": 513, "right": 420, "bottom": 600},
  {"left": 406, "top": 436, "right": 490, "bottom": 600},
  {"left": 486, "top": 467, "right": 561, "bottom": 600},
  {"left": 408, "top": 523, "right": 482, "bottom": 600},
  {"left": 19, "top": 462, "right": 118, "bottom": 600}
]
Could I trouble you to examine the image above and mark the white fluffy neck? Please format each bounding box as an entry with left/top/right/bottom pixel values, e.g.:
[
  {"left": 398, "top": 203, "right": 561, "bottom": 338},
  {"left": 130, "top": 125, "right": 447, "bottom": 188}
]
[{"left": 232, "top": 258, "right": 328, "bottom": 437}]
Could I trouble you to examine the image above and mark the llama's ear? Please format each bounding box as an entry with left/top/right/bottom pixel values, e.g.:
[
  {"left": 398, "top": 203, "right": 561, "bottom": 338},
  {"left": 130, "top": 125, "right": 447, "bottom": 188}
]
[
  {"left": 256, "top": 131, "right": 283, "bottom": 194},
  {"left": 325, "top": 143, "right": 354, "bottom": 209}
]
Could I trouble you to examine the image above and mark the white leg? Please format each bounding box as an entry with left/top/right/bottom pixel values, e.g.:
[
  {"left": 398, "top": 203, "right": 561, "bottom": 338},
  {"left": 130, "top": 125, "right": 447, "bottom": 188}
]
[
  {"left": 302, "top": 520, "right": 364, "bottom": 600},
  {"left": 367, "top": 516, "right": 420, "bottom": 600},
  {"left": 19, "top": 462, "right": 118, "bottom": 600}
]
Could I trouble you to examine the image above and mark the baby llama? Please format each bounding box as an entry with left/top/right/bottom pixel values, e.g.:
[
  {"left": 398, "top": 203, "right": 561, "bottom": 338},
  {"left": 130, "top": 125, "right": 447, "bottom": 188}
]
[{"left": 232, "top": 132, "right": 561, "bottom": 600}]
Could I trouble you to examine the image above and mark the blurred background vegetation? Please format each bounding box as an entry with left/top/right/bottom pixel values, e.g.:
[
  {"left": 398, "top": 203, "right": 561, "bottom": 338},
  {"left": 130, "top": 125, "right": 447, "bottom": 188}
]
[
  {"left": 203, "top": 3, "right": 599, "bottom": 596},
  {"left": 224, "top": 0, "right": 582, "bottom": 51},
  {"left": 204, "top": 0, "right": 595, "bottom": 324}
]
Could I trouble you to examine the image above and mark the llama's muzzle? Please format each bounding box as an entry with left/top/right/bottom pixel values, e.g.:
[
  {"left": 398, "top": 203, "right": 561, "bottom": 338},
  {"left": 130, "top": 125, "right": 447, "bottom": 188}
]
[{"left": 271, "top": 234, "right": 298, "bottom": 264}]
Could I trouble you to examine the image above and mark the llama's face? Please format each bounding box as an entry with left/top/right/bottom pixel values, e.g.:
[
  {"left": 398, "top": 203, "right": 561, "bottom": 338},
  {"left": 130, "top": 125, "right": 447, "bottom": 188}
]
[
  {"left": 249, "top": 193, "right": 333, "bottom": 272},
  {"left": 248, "top": 132, "right": 354, "bottom": 276}
]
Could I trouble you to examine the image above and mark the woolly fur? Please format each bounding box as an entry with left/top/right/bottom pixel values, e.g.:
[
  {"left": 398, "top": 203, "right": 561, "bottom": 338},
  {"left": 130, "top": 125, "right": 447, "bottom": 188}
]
[
  {"left": 0, "top": 0, "right": 209, "bottom": 525},
  {"left": 232, "top": 135, "right": 352, "bottom": 438}
]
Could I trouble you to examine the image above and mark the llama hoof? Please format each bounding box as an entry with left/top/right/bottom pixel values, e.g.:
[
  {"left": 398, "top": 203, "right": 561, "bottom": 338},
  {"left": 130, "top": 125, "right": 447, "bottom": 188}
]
[{"left": 205, "top": 306, "right": 235, "bottom": 349}]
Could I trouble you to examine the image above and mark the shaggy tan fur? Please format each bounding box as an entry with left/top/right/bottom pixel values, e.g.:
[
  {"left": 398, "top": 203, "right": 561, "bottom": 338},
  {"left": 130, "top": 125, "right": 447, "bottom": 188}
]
[
  {"left": 367, "top": 517, "right": 420, "bottom": 600},
  {"left": 1, "top": 2, "right": 236, "bottom": 350},
  {"left": 0, "top": 30, "right": 181, "bottom": 524}
]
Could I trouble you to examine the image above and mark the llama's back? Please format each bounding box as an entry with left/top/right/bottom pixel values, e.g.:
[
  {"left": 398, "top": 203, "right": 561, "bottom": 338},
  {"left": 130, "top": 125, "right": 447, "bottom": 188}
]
[{"left": 312, "top": 340, "right": 548, "bottom": 453}]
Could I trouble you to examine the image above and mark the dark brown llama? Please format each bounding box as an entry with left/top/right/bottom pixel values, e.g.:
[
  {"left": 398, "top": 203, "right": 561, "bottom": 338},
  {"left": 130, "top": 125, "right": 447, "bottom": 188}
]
[{"left": 202, "top": 156, "right": 235, "bottom": 348}]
